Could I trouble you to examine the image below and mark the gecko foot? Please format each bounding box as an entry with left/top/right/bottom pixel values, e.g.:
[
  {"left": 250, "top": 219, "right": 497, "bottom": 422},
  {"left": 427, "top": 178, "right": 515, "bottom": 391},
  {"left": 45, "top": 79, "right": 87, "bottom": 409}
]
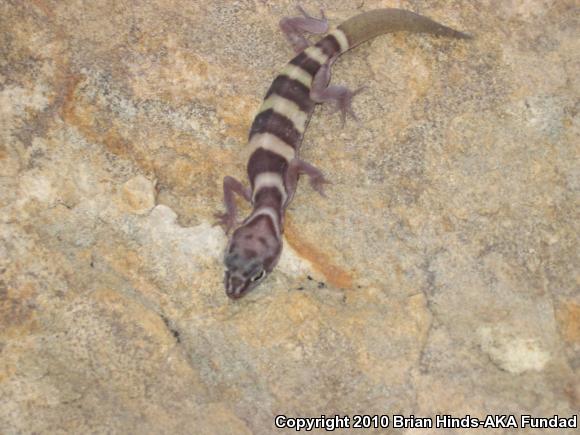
[
  {"left": 308, "top": 173, "right": 330, "bottom": 197},
  {"left": 310, "top": 58, "right": 367, "bottom": 126},
  {"left": 286, "top": 158, "right": 330, "bottom": 200},
  {"left": 326, "top": 85, "right": 367, "bottom": 126},
  {"left": 279, "top": 5, "right": 328, "bottom": 53},
  {"left": 214, "top": 211, "right": 237, "bottom": 234}
]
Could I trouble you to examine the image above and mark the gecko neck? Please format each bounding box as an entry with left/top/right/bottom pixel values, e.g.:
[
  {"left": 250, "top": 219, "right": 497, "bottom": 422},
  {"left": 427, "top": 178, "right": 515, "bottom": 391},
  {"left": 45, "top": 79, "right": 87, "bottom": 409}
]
[{"left": 248, "top": 189, "right": 285, "bottom": 236}]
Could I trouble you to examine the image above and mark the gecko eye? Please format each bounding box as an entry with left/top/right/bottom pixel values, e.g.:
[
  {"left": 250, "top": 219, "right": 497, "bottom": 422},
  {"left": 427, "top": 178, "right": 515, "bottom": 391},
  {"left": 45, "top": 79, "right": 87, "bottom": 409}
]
[{"left": 250, "top": 270, "right": 266, "bottom": 282}]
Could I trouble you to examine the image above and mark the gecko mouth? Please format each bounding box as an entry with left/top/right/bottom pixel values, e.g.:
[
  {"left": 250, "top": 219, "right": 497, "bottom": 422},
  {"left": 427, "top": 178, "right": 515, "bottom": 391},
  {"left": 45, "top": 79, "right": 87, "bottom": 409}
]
[{"left": 225, "top": 273, "right": 248, "bottom": 299}]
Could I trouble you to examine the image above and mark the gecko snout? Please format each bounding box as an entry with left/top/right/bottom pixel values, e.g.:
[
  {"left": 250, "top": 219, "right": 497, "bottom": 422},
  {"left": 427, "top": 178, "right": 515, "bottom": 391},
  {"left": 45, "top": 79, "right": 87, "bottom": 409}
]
[{"left": 225, "top": 272, "right": 247, "bottom": 299}]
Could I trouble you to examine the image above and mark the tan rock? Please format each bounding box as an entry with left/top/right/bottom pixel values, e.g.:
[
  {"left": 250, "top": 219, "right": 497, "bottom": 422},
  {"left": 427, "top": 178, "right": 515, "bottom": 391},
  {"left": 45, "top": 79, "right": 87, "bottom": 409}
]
[
  {"left": 478, "top": 326, "right": 551, "bottom": 374},
  {"left": 1, "top": 0, "right": 578, "bottom": 432},
  {"left": 121, "top": 175, "right": 156, "bottom": 214},
  {"left": 556, "top": 301, "right": 580, "bottom": 343}
]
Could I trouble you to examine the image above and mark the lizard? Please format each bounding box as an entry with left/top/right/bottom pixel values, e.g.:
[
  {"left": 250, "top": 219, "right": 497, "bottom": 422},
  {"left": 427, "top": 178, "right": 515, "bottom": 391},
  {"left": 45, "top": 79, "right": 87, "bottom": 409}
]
[{"left": 216, "top": 7, "right": 471, "bottom": 299}]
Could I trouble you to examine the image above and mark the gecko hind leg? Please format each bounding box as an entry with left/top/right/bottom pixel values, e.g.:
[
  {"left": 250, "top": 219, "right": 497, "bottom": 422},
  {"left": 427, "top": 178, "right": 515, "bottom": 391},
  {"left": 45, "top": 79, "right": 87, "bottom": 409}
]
[
  {"left": 215, "top": 176, "right": 252, "bottom": 234},
  {"left": 279, "top": 6, "right": 328, "bottom": 53},
  {"left": 310, "top": 57, "right": 367, "bottom": 125},
  {"left": 285, "top": 158, "right": 329, "bottom": 203}
]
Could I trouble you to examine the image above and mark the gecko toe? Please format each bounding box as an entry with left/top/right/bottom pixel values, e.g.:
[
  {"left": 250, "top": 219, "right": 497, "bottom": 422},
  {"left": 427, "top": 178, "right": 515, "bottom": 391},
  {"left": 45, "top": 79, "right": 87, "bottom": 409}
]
[{"left": 214, "top": 212, "right": 236, "bottom": 234}]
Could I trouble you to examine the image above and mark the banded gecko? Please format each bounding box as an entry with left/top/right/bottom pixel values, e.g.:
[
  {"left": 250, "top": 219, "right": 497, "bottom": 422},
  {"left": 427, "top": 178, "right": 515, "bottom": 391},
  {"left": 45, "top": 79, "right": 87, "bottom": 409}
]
[{"left": 216, "top": 7, "right": 471, "bottom": 299}]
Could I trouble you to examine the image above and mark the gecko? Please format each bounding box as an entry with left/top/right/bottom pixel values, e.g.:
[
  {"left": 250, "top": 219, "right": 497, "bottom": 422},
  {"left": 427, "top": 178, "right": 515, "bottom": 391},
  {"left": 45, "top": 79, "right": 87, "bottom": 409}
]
[{"left": 216, "top": 7, "right": 471, "bottom": 299}]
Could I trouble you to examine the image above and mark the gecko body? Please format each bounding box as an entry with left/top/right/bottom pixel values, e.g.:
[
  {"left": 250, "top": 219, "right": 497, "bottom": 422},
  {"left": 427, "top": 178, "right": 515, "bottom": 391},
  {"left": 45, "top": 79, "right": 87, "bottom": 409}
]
[{"left": 217, "top": 8, "right": 470, "bottom": 299}]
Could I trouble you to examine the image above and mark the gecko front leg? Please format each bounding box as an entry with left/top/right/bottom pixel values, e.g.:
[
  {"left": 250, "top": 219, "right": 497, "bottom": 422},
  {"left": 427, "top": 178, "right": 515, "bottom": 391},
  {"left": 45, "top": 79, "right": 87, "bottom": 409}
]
[
  {"left": 279, "top": 6, "right": 328, "bottom": 53},
  {"left": 310, "top": 57, "right": 366, "bottom": 125},
  {"left": 285, "top": 158, "right": 329, "bottom": 205},
  {"left": 215, "top": 176, "right": 252, "bottom": 233}
]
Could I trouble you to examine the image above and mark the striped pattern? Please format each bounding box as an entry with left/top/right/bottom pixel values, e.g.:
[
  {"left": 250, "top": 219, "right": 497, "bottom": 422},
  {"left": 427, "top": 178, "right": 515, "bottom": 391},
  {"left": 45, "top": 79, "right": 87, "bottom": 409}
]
[
  {"left": 280, "top": 64, "right": 313, "bottom": 88},
  {"left": 248, "top": 148, "right": 288, "bottom": 182},
  {"left": 252, "top": 172, "right": 288, "bottom": 204},
  {"left": 243, "top": 206, "right": 282, "bottom": 238},
  {"left": 246, "top": 33, "right": 344, "bottom": 232},
  {"left": 329, "top": 29, "right": 349, "bottom": 53},
  {"left": 289, "top": 51, "right": 322, "bottom": 76},
  {"left": 253, "top": 186, "right": 284, "bottom": 210},
  {"left": 264, "top": 76, "right": 314, "bottom": 114},
  {"left": 250, "top": 109, "right": 303, "bottom": 147},
  {"left": 314, "top": 34, "right": 341, "bottom": 57},
  {"left": 225, "top": 10, "right": 472, "bottom": 298},
  {"left": 302, "top": 46, "right": 329, "bottom": 64},
  {"left": 248, "top": 132, "right": 295, "bottom": 162},
  {"left": 260, "top": 94, "right": 309, "bottom": 132}
]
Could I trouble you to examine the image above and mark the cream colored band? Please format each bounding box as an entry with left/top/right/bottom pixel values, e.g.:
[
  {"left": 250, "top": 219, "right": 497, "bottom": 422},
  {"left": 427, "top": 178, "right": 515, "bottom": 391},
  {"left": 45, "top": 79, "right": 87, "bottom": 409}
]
[
  {"left": 304, "top": 46, "right": 330, "bottom": 65},
  {"left": 259, "top": 94, "right": 308, "bottom": 133},
  {"left": 330, "top": 29, "right": 349, "bottom": 53},
  {"left": 248, "top": 132, "right": 295, "bottom": 162},
  {"left": 252, "top": 172, "right": 288, "bottom": 205},
  {"left": 281, "top": 64, "right": 313, "bottom": 88},
  {"left": 246, "top": 206, "right": 281, "bottom": 236}
]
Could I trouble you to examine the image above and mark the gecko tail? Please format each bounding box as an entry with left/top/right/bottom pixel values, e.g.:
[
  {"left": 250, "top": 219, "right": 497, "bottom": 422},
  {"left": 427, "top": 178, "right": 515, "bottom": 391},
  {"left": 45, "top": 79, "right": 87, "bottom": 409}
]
[{"left": 337, "top": 8, "right": 472, "bottom": 51}]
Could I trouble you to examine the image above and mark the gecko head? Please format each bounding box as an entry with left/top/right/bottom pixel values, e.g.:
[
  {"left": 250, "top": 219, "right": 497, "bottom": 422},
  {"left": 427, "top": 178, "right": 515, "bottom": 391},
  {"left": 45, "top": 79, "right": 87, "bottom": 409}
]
[{"left": 223, "top": 215, "right": 282, "bottom": 299}]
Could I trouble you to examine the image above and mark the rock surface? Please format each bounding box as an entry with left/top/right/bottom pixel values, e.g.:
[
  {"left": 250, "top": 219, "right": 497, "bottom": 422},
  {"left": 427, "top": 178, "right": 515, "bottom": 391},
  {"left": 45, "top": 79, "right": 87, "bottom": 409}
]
[{"left": 1, "top": 0, "right": 578, "bottom": 433}]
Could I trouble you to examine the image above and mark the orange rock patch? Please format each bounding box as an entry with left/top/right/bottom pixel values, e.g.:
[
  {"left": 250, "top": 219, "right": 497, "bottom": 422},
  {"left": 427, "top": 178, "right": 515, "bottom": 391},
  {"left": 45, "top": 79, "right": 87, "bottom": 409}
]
[
  {"left": 285, "top": 217, "right": 353, "bottom": 289},
  {"left": 556, "top": 301, "right": 580, "bottom": 343}
]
